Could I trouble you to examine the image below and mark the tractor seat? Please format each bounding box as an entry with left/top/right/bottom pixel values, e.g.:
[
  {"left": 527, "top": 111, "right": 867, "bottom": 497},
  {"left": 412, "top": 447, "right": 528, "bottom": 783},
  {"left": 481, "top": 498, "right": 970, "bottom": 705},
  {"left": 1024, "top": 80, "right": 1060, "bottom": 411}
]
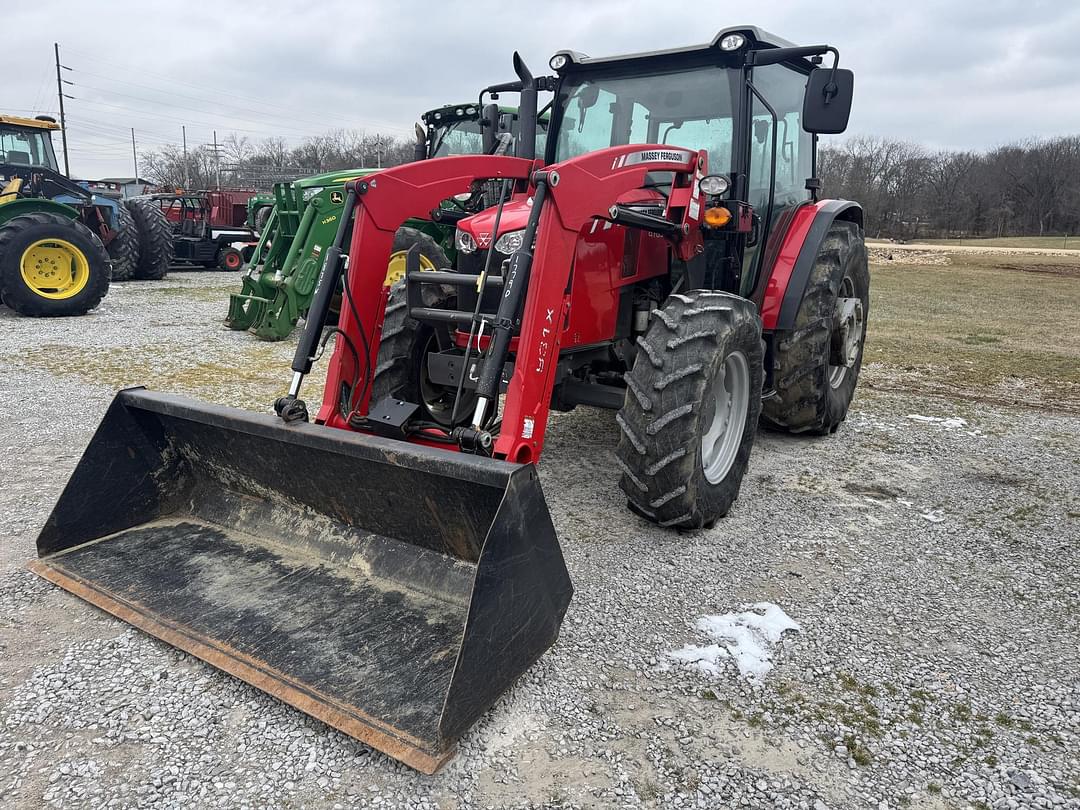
[{"left": 4, "top": 150, "right": 31, "bottom": 165}]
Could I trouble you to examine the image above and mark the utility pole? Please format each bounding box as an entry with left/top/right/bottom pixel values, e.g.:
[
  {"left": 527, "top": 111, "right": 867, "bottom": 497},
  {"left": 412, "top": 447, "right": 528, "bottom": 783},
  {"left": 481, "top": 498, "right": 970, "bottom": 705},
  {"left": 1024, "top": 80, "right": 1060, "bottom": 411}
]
[
  {"left": 130, "top": 128, "right": 139, "bottom": 181},
  {"left": 213, "top": 130, "right": 221, "bottom": 190},
  {"left": 54, "top": 42, "right": 73, "bottom": 177},
  {"left": 182, "top": 125, "right": 189, "bottom": 189}
]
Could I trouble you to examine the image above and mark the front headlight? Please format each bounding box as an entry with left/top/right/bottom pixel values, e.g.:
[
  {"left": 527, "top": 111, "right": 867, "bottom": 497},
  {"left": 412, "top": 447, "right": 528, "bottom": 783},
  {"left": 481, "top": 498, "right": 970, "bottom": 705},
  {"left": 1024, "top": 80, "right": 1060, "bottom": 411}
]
[
  {"left": 456, "top": 229, "right": 477, "bottom": 254},
  {"left": 494, "top": 229, "right": 524, "bottom": 254},
  {"left": 302, "top": 186, "right": 323, "bottom": 201},
  {"left": 699, "top": 175, "right": 730, "bottom": 196}
]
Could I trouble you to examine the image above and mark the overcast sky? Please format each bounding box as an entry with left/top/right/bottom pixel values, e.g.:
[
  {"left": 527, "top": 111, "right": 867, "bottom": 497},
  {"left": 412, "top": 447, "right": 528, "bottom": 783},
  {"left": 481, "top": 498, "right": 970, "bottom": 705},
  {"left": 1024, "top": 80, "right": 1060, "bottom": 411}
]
[{"left": 7, "top": 1, "right": 1080, "bottom": 178}]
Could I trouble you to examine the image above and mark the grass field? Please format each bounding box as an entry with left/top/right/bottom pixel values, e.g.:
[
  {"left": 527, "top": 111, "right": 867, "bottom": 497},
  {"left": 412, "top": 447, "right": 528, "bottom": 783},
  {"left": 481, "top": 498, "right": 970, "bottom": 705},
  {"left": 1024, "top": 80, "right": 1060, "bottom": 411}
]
[
  {"left": 917, "top": 236, "right": 1078, "bottom": 250},
  {"left": 866, "top": 251, "right": 1080, "bottom": 409}
]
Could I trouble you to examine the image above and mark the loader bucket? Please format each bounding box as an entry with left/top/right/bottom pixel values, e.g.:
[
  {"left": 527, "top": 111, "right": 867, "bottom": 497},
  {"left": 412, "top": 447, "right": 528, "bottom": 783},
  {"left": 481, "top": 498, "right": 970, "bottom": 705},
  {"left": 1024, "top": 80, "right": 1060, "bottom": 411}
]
[{"left": 29, "top": 389, "right": 572, "bottom": 773}]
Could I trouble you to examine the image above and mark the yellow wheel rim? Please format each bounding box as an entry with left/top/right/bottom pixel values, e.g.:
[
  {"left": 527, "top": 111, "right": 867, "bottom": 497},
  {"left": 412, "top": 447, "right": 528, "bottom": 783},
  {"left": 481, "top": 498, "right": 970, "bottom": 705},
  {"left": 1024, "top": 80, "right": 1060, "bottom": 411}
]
[
  {"left": 19, "top": 238, "right": 91, "bottom": 300},
  {"left": 385, "top": 249, "right": 436, "bottom": 286}
]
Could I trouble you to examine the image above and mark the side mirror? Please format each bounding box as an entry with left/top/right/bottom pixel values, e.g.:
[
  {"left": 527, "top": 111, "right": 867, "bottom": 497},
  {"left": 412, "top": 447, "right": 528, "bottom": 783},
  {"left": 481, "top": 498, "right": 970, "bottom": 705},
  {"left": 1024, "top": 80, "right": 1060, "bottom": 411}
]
[
  {"left": 413, "top": 123, "right": 427, "bottom": 162},
  {"left": 480, "top": 103, "right": 501, "bottom": 154},
  {"left": 802, "top": 67, "right": 854, "bottom": 134}
]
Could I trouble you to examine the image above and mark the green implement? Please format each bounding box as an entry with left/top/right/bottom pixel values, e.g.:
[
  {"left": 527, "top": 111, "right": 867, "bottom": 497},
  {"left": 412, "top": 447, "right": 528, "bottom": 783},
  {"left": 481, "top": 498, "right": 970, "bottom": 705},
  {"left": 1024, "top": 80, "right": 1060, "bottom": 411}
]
[{"left": 225, "top": 102, "right": 530, "bottom": 341}]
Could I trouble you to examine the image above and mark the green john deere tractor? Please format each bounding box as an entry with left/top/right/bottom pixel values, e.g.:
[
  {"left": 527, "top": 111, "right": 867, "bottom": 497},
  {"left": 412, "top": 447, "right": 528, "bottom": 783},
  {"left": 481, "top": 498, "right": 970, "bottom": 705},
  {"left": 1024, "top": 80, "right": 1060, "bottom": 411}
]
[
  {"left": 226, "top": 101, "right": 531, "bottom": 340},
  {"left": 0, "top": 114, "right": 111, "bottom": 316}
]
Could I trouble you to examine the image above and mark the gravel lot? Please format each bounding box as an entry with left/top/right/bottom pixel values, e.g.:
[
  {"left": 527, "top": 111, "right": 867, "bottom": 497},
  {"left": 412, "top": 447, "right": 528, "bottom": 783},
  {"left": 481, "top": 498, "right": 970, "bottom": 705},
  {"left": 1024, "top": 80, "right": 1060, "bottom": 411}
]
[{"left": 1, "top": 267, "right": 1077, "bottom": 809}]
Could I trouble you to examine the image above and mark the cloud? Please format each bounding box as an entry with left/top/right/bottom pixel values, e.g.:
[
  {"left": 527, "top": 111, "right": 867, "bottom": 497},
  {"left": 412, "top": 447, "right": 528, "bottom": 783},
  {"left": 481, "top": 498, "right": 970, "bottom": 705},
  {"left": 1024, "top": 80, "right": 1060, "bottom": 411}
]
[{"left": 7, "top": 0, "right": 1080, "bottom": 176}]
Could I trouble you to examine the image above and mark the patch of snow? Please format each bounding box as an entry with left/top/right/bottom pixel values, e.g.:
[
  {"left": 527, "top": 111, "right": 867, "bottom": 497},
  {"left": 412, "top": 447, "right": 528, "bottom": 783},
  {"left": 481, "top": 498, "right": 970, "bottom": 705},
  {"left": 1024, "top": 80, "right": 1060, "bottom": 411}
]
[
  {"left": 920, "top": 510, "right": 946, "bottom": 523},
  {"left": 896, "top": 498, "right": 914, "bottom": 507},
  {"left": 668, "top": 603, "right": 802, "bottom": 681},
  {"left": 906, "top": 414, "right": 968, "bottom": 429}
]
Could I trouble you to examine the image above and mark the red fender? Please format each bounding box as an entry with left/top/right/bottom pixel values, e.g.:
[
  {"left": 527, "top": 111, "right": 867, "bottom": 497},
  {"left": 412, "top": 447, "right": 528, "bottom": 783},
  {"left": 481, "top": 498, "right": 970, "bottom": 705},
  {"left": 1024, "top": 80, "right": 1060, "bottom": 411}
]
[{"left": 758, "top": 199, "right": 863, "bottom": 332}]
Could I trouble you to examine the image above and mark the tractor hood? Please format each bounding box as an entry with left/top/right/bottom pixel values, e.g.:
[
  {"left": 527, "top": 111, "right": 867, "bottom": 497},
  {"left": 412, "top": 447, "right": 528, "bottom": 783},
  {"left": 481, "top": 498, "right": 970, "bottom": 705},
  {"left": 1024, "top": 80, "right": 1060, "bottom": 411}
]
[
  {"left": 292, "top": 168, "right": 378, "bottom": 190},
  {"left": 455, "top": 198, "right": 532, "bottom": 246},
  {"left": 456, "top": 186, "right": 667, "bottom": 246}
]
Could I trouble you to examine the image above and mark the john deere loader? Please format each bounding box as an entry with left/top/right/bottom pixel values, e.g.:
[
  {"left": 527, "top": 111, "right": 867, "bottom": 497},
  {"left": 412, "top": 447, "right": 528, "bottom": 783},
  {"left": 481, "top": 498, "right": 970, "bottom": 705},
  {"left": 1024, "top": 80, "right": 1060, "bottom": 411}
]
[{"left": 225, "top": 101, "right": 531, "bottom": 340}]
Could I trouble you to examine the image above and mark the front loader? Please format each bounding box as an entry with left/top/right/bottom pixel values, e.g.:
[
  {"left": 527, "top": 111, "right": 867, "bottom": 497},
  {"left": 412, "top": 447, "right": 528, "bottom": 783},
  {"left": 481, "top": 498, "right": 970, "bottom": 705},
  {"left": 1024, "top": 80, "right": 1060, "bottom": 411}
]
[{"left": 31, "top": 29, "right": 866, "bottom": 772}]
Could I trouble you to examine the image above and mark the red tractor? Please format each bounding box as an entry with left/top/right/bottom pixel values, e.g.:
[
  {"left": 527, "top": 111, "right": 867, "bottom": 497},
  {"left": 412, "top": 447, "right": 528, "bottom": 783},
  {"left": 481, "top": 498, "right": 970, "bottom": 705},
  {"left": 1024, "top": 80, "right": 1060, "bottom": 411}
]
[
  {"left": 32, "top": 28, "right": 867, "bottom": 773},
  {"left": 284, "top": 28, "right": 867, "bottom": 528}
]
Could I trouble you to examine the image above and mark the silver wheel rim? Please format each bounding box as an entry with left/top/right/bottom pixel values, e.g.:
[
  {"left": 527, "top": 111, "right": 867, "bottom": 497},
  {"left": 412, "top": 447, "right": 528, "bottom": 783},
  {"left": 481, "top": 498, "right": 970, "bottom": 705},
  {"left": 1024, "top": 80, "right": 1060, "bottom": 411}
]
[
  {"left": 701, "top": 350, "right": 750, "bottom": 485},
  {"left": 829, "top": 275, "right": 864, "bottom": 389}
]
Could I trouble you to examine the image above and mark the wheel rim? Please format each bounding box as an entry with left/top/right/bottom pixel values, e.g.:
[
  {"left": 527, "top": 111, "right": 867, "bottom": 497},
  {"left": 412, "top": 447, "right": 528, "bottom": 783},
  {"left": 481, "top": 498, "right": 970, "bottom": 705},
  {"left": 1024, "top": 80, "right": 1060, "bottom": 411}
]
[
  {"left": 20, "top": 238, "right": 90, "bottom": 299},
  {"left": 225, "top": 252, "right": 241, "bottom": 269},
  {"left": 385, "top": 249, "right": 435, "bottom": 286},
  {"left": 417, "top": 329, "right": 475, "bottom": 425},
  {"left": 701, "top": 350, "right": 750, "bottom": 485},
  {"left": 829, "top": 274, "right": 865, "bottom": 389}
]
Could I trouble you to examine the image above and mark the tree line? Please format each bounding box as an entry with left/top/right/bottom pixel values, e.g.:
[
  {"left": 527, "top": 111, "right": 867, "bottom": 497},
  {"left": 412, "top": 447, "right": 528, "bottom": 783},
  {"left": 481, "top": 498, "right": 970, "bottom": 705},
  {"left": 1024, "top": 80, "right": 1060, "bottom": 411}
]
[
  {"left": 820, "top": 135, "right": 1080, "bottom": 239},
  {"left": 142, "top": 128, "right": 1080, "bottom": 240},
  {"left": 141, "top": 129, "right": 417, "bottom": 191}
]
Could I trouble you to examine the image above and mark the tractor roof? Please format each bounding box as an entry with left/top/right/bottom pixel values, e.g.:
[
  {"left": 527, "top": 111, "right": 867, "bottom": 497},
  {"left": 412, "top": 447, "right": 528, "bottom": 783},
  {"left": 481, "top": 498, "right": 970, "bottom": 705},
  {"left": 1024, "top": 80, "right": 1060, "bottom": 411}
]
[
  {"left": 551, "top": 25, "right": 799, "bottom": 70},
  {"left": 0, "top": 114, "right": 60, "bottom": 131}
]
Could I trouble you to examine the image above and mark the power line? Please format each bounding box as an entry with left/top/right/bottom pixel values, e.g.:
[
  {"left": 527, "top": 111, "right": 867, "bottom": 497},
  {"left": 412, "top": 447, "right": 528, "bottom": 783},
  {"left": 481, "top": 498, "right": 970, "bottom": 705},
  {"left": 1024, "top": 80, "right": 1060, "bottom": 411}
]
[
  {"left": 63, "top": 47, "right": 412, "bottom": 135},
  {"left": 70, "top": 67, "right": 384, "bottom": 134}
]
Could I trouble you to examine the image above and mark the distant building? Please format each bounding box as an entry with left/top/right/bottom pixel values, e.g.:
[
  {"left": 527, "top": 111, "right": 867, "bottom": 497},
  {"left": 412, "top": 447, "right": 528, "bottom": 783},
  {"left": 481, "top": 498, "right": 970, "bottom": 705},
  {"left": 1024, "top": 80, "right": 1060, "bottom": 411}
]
[{"left": 98, "top": 177, "right": 155, "bottom": 199}]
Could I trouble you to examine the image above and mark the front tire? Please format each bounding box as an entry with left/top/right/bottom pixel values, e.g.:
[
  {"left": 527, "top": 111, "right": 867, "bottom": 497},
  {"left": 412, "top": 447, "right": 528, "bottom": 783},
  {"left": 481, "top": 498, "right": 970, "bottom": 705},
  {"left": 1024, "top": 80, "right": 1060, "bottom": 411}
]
[
  {"left": 762, "top": 220, "right": 869, "bottom": 435},
  {"left": 218, "top": 246, "right": 244, "bottom": 271},
  {"left": 370, "top": 228, "right": 462, "bottom": 426},
  {"left": 0, "top": 213, "right": 110, "bottom": 317},
  {"left": 616, "top": 291, "right": 763, "bottom": 529}
]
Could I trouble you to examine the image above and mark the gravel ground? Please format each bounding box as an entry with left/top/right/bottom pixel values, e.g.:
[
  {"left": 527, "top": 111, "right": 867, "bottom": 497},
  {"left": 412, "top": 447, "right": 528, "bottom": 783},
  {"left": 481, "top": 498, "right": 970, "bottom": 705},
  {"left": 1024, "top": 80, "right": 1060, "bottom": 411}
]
[{"left": 1, "top": 269, "right": 1077, "bottom": 809}]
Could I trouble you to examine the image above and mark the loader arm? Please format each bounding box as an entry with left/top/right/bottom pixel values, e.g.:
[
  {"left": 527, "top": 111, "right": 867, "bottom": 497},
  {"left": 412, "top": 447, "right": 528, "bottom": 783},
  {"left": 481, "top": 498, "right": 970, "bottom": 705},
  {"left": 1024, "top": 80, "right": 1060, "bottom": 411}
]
[
  {"left": 491, "top": 144, "right": 707, "bottom": 462},
  {"left": 316, "top": 144, "right": 706, "bottom": 462},
  {"left": 316, "top": 155, "right": 541, "bottom": 427}
]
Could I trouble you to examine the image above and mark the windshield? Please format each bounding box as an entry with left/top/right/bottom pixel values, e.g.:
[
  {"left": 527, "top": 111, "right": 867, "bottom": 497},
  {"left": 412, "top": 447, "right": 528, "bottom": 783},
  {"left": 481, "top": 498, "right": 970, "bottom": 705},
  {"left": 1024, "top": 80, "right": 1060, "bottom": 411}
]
[
  {"left": 0, "top": 126, "right": 59, "bottom": 171},
  {"left": 552, "top": 65, "right": 739, "bottom": 173},
  {"left": 431, "top": 119, "right": 485, "bottom": 157}
]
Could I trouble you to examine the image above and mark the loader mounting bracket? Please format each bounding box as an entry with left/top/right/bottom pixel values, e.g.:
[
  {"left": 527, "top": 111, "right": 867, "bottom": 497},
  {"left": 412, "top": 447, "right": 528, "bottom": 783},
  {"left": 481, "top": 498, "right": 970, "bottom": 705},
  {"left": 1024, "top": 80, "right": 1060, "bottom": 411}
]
[{"left": 274, "top": 394, "right": 310, "bottom": 423}]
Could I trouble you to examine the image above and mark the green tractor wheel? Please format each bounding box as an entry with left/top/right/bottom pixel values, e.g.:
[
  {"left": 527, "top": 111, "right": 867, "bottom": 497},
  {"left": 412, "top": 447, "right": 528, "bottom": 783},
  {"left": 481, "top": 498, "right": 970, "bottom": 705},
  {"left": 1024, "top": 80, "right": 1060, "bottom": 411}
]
[{"left": 0, "top": 212, "right": 110, "bottom": 317}]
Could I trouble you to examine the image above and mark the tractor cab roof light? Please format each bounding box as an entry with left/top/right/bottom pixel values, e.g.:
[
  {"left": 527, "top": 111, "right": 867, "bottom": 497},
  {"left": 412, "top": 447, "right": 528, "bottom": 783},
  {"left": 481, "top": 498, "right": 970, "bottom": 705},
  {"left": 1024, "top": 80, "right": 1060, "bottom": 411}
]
[
  {"left": 719, "top": 33, "right": 746, "bottom": 51},
  {"left": 549, "top": 53, "right": 570, "bottom": 71}
]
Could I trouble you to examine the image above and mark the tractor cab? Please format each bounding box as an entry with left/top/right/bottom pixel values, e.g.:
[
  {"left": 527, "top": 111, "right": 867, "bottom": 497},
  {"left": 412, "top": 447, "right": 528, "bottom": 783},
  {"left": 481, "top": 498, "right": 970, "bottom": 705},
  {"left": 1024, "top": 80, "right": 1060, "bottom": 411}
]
[
  {"left": 543, "top": 27, "right": 852, "bottom": 296},
  {"left": 0, "top": 115, "right": 61, "bottom": 174},
  {"left": 420, "top": 102, "right": 549, "bottom": 161}
]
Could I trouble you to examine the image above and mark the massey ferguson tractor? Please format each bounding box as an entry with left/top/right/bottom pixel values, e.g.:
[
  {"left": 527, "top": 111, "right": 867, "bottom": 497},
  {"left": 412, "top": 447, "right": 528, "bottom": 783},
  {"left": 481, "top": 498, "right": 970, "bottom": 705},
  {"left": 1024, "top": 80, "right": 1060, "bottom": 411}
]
[{"left": 31, "top": 29, "right": 867, "bottom": 773}]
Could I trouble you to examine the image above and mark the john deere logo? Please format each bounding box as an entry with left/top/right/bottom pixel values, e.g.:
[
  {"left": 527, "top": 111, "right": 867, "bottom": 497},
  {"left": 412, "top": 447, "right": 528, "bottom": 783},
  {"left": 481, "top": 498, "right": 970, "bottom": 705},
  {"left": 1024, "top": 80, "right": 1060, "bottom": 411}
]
[{"left": 330, "top": 191, "right": 344, "bottom": 204}]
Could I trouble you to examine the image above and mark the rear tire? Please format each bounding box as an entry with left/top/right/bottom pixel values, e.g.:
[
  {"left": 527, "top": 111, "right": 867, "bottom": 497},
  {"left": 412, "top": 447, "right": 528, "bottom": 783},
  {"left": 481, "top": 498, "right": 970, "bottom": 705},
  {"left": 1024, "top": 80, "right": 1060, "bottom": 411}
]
[
  {"left": 126, "top": 197, "right": 173, "bottom": 280},
  {"left": 762, "top": 220, "right": 869, "bottom": 435},
  {"left": 616, "top": 291, "right": 763, "bottom": 529},
  {"left": 106, "top": 203, "right": 139, "bottom": 281},
  {"left": 0, "top": 213, "right": 110, "bottom": 317},
  {"left": 254, "top": 205, "right": 273, "bottom": 234}
]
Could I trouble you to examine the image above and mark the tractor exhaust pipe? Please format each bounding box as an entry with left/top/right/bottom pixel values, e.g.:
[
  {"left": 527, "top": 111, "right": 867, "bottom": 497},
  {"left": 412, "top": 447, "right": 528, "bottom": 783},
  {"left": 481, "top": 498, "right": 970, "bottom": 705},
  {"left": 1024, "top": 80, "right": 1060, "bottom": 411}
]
[{"left": 512, "top": 52, "right": 538, "bottom": 161}]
